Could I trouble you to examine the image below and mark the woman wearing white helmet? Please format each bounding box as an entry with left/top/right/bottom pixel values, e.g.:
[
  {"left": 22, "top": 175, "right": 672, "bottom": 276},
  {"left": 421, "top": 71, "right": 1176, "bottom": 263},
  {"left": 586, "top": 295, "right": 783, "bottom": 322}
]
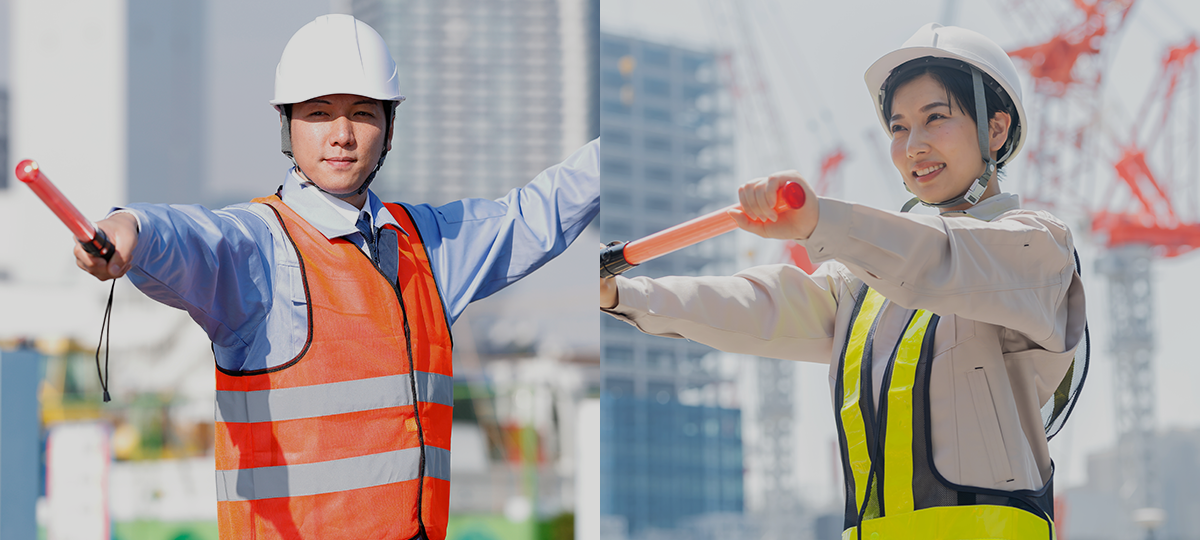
[
  {"left": 602, "top": 23, "right": 1086, "bottom": 539},
  {"left": 74, "top": 14, "right": 599, "bottom": 540}
]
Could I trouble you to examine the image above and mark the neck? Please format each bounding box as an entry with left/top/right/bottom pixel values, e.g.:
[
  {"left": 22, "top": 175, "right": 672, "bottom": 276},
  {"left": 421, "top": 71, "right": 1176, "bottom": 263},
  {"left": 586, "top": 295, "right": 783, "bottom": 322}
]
[{"left": 296, "top": 169, "right": 369, "bottom": 209}]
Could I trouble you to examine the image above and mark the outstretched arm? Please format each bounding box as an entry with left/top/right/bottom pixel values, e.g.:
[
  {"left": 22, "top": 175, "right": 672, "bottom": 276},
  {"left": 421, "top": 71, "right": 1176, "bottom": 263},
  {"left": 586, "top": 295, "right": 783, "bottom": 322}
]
[
  {"left": 731, "top": 171, "right": 1082, "bottom": 353},
  {"left": 406, "top": 139, "right": 600, "bottom": 324},
  {"left": 602, "top": 263, "right": 848, "bottom": 364},
  {"left": 804, "top": 198, "right": 1081, "bottom": 352},
  {"left": 84, "top": 203, "right": 278, "bottom": 350}
]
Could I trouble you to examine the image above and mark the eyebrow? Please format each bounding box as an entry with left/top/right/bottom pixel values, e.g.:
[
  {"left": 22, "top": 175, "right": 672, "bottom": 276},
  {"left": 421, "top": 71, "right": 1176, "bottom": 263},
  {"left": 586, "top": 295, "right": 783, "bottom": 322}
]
[{"left": 889, "top": 101, "right": 952, "bottom": 123}]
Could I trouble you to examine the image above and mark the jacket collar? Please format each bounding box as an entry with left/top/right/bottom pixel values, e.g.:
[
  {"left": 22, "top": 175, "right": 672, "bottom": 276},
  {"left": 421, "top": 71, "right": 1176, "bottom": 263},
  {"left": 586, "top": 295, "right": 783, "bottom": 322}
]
[
  {"left": 279, "top": 168, "right": 406, "bottom": 240},
  {"left": 938, "top": 192, "right": 1020, "bottom": 221}
]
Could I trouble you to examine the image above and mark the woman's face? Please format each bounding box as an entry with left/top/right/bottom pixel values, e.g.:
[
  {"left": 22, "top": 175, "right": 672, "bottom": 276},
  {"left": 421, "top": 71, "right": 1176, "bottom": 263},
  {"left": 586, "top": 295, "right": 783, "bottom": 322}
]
[{"left": 888, "top": 73, "right": 1005, "bottom": 210}]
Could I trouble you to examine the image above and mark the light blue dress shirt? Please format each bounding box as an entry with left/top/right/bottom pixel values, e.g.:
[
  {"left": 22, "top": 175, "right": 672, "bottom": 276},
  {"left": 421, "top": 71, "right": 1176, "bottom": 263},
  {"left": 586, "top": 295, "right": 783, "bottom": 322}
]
[{"left": 122, "top": 139, "right": 599, "bottom": 371}]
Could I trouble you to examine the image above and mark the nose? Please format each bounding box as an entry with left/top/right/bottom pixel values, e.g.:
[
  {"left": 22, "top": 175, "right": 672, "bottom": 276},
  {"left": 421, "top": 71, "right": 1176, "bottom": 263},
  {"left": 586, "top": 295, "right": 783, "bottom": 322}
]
[
  {"left": 330, "top": 115, "right": 356, "bottom": 148},
  {"left": 906, "top": 126, "right": 930, "bottom": 160}
]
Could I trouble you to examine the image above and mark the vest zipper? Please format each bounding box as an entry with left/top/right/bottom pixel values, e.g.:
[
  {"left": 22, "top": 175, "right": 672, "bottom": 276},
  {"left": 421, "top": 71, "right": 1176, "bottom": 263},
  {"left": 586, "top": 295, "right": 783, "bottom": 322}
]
[{"left": 358, "top": 245, "right": 429, "bottom": 538}]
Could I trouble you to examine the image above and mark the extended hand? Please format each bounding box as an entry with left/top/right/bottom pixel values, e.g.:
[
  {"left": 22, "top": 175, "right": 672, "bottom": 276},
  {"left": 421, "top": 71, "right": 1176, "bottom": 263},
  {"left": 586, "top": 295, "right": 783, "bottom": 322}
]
[
  {"left": 74, "top": 213, "right": 138, "bottom": 281},
  {"left": 730, "top": 171, "right": 819, "bottom": 240}
]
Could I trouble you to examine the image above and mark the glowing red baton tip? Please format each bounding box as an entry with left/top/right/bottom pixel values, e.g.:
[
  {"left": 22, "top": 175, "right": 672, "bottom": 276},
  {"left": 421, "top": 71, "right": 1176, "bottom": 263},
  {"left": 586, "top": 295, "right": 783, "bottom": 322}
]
[
  {"left": 15, "top": 159, "right": 114, "bottom": 260},
  {"left": 621, "top": 181, "right": 807, "bottom": 267},
  {"left": 779, "top": 181, "right": 806, "bottom": 210},
  {"left": 15, "top": 159, "right": 39, "bottom": 183}
]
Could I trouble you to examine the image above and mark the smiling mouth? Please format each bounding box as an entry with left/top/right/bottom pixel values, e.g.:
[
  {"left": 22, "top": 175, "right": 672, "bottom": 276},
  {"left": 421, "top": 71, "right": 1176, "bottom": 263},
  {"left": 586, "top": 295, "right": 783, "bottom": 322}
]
[{"left": 914, "top": 163, "right": 945, "bottom": 177}]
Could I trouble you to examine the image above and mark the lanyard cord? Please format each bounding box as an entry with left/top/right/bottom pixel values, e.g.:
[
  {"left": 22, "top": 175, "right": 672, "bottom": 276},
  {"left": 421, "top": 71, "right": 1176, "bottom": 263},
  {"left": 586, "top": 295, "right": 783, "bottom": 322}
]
[{"left": 96, "top": 279, "right": 114, "bottom": 402}]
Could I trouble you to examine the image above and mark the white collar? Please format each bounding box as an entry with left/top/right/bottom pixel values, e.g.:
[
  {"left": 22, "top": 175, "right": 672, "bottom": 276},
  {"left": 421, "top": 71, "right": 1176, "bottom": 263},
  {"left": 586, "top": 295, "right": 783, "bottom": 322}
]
[{"left": 279, "top": 168, "right": 405, "bottom": 239}]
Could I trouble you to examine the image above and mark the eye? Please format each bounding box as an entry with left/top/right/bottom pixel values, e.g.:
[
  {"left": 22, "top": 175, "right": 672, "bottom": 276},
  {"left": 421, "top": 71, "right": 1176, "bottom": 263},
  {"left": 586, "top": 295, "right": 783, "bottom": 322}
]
[
  {"left": 926, "top": 112, "right": 947, "bottom": 123},
  {"left": 890, "top": 124, "right": 907, "bottom": 134}
]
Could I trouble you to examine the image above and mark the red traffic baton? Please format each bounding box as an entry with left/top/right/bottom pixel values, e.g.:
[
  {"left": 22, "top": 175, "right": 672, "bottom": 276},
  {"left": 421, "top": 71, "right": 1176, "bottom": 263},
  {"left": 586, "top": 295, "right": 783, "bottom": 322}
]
[
  {"left": 15, "top": 159, "right": 116, "bottom": 262},
  {"left": 601, "top": 181, "right": 806, "bottom": 277}
]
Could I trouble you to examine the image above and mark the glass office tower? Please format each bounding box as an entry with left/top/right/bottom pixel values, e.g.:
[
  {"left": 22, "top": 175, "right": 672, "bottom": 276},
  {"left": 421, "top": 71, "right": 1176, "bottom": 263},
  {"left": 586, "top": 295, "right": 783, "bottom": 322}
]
[{"left": 599, "top": 32, "right": 743, "bottom": 538}]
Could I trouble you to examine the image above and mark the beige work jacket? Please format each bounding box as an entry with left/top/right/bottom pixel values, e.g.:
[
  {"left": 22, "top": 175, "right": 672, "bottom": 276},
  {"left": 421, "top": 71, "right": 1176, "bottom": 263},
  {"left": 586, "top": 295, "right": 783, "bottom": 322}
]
[{"left": 604, "top": 193, "right": 1087, "bottom": 493}]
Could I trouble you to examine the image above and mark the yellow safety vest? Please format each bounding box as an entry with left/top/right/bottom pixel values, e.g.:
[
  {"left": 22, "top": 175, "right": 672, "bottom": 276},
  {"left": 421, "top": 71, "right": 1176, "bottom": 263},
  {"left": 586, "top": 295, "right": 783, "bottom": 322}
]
[{"left": 836, "top": 287, "right": 1056, "bottom": 540}]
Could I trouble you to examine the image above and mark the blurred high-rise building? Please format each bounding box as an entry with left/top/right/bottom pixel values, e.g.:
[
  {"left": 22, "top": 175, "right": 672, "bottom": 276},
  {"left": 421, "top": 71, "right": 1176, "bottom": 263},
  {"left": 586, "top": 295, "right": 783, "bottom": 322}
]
[
  {"left": 2, "top": 0, "right": 211, "bottom": 285},
  {"left": 1063, "top": 428, "right": 1200, "bottom": 540},
  {"left": 598, "top": 32, "right": 744, "bottom": 538},
  {"left": 354, "top": 0, "right": 598, "bottom": 205}
]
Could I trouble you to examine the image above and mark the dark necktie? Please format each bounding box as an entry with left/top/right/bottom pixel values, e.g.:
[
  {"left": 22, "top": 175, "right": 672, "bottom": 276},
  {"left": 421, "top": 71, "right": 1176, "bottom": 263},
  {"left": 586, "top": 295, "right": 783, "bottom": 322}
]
[
  {"left": 355, "top": 212, "right": 378, "bottom": 264},
  {"left": 356, "top": 211, "right": 400, "bottom": 286}
]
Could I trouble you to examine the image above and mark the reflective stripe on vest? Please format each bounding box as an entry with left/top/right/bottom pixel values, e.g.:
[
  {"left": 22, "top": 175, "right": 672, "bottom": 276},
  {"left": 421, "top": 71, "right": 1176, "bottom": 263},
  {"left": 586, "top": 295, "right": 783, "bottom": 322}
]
[
  {"left": 839, "top": 288, "right": 887, "bottom": 518},
  {"left": 215, "top": 446, "right": 452, "bottom": 501},
  {"left": 881, "top": 307, "right": 935, "bottom": 516},
  {"left": 835, "top": 287, "right": 1053, "bottom": 540},
  {"left": 841, "top": 504, "right": 1054, "bottom": 540},
  {"left": 214, "top": 196, "right": 454, "bottom": 540},
  {"left": 214, "top": 372, "right": 454, "bottom": 424}
]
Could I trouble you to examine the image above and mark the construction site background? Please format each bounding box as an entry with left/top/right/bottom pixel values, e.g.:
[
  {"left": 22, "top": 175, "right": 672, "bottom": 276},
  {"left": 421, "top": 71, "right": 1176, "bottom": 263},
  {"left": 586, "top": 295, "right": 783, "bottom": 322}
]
[
  {"left": 0, "top": 0, "right": 600, "bottom": 539},
  {"left": 600, "top": 1, "right": 1200, "bottom": 539}
]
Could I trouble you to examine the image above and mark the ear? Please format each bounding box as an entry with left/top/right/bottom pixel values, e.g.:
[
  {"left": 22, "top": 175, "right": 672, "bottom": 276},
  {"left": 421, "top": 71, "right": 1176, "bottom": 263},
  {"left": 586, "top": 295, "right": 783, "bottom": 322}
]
[
  {"left": 386, "top": 118, "right": 394, "bottom": 153},
  {"left": 988, "top": 111, "right": 1011, "bottom": 154}
]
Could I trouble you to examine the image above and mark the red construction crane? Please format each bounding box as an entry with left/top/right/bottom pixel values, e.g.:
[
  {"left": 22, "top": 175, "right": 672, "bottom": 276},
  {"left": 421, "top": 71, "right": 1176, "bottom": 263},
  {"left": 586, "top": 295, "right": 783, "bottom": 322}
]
[
  {"left": 1004, "top": 1, "right": 1199, "bottom": 536},
  {"left": 1004, "top": 0, "right": 1137, "bottom": 212},
  {"left": 1092, "top": 38, "right": 1200, "bottom": 257}
]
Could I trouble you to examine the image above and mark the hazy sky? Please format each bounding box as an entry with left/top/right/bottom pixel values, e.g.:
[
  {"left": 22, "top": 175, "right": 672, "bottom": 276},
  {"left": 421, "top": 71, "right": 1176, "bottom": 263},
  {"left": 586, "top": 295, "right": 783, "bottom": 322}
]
[
  {"left": 602, "top": 0, "right": 1200, "bottom": 497},
  {"left": 0, "top": 0, "right": 8, "bottom": 87}
]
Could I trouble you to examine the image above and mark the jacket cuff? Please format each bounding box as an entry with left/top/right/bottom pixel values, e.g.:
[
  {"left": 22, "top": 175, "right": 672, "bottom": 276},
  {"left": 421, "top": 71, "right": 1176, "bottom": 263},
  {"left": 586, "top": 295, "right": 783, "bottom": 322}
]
[
  {"left": 107, "top": 206, "right": 151, "bottom": 267},
  {"left": 801, "top": 198, "right": 852, "bottom": 263},
  {"left": 601, "top": 276, "right": 649, "bottom": 322}
]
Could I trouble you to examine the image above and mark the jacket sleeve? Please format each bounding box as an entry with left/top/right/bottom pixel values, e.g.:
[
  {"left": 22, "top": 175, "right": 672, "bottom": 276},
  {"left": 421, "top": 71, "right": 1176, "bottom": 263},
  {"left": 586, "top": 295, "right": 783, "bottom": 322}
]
[
  {"left": 603, "top": 262, "right": 847, "bottom": 364},
  {"left": 403, "top": 138, "right": 600, "bottom": 324},
  {"left": 801, "top": 198, "right": 1081, "bottom": 353},
  {"left": 119, "top": 202, "right": 277, "bottom": 350}
]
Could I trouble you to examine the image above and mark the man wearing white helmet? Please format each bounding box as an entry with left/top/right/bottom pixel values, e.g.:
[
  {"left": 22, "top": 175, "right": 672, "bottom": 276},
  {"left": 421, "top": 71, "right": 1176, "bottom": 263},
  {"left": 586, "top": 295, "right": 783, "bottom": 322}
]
[
  {"left": 601, "top": 23, "right": 1086, "bottom": 539},
  {"left": 76, "top": 14, "right": 598, "bottom": 540}
]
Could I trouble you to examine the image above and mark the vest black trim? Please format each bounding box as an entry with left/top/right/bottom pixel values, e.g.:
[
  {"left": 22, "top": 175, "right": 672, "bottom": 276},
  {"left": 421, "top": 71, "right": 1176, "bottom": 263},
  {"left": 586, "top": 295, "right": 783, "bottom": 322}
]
[{"left": 834, "top": 284, "right": 872, "bottom": 528}]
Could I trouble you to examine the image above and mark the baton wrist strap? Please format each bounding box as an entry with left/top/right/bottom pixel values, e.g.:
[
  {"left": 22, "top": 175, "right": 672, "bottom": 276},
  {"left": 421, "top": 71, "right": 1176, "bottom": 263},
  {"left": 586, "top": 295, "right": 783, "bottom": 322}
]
[{"left": 96, "top": 280, "right": 114, "bottom": 402}]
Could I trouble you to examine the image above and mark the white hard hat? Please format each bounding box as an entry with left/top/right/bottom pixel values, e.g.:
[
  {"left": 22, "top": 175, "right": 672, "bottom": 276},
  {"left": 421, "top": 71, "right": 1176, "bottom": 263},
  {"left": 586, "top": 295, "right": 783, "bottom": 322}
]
[
  {"left": 864, "top": 23, "right": 1026, "bottom": 165},
  {"left": 270, "top": 14, "right": 404, "bottom": 108}
]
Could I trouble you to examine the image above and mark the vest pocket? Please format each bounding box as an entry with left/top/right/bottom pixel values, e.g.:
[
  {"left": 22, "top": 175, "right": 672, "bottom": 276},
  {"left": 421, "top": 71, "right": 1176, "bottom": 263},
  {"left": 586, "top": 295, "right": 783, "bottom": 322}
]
[{"left": 966, "top": 368, "right": 1015, "bottom": 485}]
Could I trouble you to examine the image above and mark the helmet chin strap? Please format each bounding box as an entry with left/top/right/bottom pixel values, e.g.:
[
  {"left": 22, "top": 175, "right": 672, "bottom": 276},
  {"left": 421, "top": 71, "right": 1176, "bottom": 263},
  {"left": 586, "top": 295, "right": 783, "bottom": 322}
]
[
  {"left": 901, "top": 67, "right": 997, "bottom": 213},
  {"left": 279, "top": 102, "right": 396, "bottom": 200}
]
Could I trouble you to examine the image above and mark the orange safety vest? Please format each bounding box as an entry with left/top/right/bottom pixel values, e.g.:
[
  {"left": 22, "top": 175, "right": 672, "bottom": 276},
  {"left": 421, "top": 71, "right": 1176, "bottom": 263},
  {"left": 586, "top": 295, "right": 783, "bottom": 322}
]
[{"left": 213, "top": 195, "right": 454, "bottom": 540}]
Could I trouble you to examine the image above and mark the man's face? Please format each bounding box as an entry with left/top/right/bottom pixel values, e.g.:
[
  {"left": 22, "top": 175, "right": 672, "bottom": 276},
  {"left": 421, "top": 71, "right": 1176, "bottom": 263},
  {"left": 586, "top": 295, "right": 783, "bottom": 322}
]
[{"left": 290, "top": 94, "right": 392, "bottom": 204}]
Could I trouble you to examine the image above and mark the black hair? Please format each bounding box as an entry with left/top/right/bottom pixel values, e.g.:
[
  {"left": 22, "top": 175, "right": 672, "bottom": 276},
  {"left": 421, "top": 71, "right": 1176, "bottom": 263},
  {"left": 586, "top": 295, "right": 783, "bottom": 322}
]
[{"left": 881, "top": 58, "right": 1020, "bottom": 169}]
